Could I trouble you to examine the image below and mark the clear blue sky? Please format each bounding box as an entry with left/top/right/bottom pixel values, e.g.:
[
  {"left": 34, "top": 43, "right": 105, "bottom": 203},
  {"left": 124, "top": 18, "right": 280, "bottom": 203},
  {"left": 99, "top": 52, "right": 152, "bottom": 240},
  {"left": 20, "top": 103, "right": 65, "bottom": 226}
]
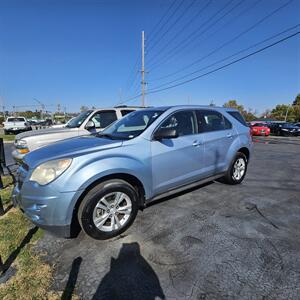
[{"left": 0, "top": 0, "right": 299, "bottom": 114}]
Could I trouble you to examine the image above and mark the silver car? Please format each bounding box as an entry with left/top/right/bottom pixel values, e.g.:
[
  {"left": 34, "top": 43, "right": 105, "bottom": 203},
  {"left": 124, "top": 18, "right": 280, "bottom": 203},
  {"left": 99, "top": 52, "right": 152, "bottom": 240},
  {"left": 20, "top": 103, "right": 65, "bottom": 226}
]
[{"left": 13, "top": 106, "right": 138, "bottom": 163}]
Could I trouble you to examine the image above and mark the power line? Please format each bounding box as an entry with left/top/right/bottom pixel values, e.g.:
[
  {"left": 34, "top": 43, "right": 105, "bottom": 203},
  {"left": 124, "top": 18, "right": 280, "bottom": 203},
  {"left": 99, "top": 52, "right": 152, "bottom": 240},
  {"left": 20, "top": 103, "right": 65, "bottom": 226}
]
[
  {"left": 148, "top": 31, "right": 300, "bottom": 95},
  {"left": 148, "top": 0, "right": 196, "bottom": 51},
  {"left": 147, "top": 0, "right": 179, "bottom": 42},
  {"left": 149, "top": 0, "right": 262, "bottom": 74},
  {"left": 149, "top": 24, "right": 300, "bottom": 91},
  {"left": 146, "top": 0, "right": 185, "bottom": 51},
  {"left": 147, "top": 0, "right": 236, "bottom": 70},
  {"left": 149, "top": 0, "right": 293, "bottom": 85},
  {"left": 123, "top": 0, "right": 178, "bottom": 98},
  {"left": 148, "top": 0, "right": 212, "bottom": 63},
  {"left": 122, "top": 29, "right": 299, "bottom": 102}
]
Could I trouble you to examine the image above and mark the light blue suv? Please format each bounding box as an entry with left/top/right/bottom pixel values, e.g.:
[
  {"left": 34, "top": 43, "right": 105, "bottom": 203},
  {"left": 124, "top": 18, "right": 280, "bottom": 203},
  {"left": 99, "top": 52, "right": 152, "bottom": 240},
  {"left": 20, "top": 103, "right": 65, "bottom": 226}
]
[{"left": 12, "top": 106, "right": 252, "bottom": 240}]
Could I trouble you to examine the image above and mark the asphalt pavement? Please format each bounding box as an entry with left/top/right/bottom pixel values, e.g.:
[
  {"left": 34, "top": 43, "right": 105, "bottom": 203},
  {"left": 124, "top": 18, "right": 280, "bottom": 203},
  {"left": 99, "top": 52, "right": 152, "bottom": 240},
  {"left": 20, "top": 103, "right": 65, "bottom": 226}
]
[{"left": 31, "top": 136, "right": 300, "bottom": 300}]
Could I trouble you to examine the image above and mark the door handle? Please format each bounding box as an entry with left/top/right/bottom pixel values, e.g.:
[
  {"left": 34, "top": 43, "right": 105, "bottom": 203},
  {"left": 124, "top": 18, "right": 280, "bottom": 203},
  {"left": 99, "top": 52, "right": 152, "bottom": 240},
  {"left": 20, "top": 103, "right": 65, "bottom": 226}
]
[
  {"left": 192, "top": 140, "right": 201, "bottom": 147},
  {"left": 226, "top": 133, "right": 233, "bottom": 138}
]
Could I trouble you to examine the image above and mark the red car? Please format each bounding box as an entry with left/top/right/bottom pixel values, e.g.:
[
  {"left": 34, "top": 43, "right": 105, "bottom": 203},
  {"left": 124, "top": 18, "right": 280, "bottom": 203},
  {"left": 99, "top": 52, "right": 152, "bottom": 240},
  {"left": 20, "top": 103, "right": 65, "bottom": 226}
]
[{"left": 250, "top": 123, "right": 270, "bottom": 136}]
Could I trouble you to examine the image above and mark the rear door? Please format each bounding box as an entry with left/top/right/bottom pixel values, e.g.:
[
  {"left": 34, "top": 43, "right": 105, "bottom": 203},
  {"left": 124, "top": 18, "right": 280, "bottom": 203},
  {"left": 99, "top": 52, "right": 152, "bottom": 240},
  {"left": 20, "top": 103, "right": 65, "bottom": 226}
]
[
  {"left": 151, "top": 109, "right": 205, "bottom": 195},
  {"left": 196, "top": 109, "right": 235, "bottom": 176}
]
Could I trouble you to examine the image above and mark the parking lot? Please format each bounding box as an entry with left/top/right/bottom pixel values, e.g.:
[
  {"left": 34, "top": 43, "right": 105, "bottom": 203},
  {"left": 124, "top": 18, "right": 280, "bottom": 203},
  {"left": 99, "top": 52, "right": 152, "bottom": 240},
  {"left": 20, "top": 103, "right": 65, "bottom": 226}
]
[{"left": 28, "top": 135, "right": 299, "bottom": 299}]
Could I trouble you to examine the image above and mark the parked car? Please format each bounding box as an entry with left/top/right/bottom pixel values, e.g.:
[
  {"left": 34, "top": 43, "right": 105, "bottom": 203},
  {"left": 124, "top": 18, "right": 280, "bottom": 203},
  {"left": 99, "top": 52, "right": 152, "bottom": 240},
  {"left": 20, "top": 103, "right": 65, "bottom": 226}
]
[
  {"left": 3, "top": 117, "right": 32, "bottom": 135},
  {"left": 250, "top": 122, "right": 270, "bottom": 136},
  {"left": 12, "top": 105, "right": 252, "bottom": 240},
  {"left": 12, "top": 106, "right": 139, "bottom": 163},
  {"left": 270, "top": 122, "right": 300, "bottom": 136}
]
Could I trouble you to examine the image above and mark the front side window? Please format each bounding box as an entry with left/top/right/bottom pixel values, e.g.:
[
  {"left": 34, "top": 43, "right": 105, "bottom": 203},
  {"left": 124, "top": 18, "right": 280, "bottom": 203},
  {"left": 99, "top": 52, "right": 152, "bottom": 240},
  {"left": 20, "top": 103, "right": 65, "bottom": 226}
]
[
  {"left": 159, "top": 110, "right": 196, "bottom": 136},
  {"left": 90, "top": 111, "right": 117, "bottom": 128},
  {"left": 196, "top": 110, "right": 231, "bottom": 132},
  {"left": 99, "top": 110, "right": 163, "bottom": 139}
]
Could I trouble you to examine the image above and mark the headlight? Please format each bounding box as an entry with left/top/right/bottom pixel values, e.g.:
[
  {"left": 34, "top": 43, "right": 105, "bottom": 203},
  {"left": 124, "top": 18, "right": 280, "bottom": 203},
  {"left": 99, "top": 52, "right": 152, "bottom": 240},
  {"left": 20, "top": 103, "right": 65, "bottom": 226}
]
[
  {"left": 30, "top": 158, "right": 72, "bottom": 185},
  {"left": 15, "top": 139, "right": 27, "bottom": 147},
  {"left": 282, "top": 129, "right": 288, "bottom": 131}
]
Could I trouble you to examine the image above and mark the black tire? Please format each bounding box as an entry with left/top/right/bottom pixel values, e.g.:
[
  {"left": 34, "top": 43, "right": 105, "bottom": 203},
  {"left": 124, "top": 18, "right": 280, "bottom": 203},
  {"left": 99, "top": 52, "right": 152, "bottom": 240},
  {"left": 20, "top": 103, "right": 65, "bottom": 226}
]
[
  {"left": 222, "top": 152, "right": 248, "bottom": 185},
  {"left": 78, "top": 179, "right": 139, "bottom": 240}
]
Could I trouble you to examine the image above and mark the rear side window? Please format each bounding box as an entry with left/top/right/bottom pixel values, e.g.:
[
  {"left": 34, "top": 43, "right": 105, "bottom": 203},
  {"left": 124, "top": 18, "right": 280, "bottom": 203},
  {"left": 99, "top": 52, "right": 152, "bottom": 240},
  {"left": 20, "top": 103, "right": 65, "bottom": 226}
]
[
  {"left": 196, "top": 110, "right": 232, "bottom": 133},
  {"left": 227, "top": 111, "right": 247, "bottom": 126}
]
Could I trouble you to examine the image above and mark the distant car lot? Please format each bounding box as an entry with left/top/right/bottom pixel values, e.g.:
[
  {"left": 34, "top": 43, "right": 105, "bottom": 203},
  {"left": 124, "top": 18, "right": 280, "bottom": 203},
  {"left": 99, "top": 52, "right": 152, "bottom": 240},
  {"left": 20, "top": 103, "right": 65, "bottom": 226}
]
[{"left": 35, "top": 135, "right": 300, "bottom": 299}]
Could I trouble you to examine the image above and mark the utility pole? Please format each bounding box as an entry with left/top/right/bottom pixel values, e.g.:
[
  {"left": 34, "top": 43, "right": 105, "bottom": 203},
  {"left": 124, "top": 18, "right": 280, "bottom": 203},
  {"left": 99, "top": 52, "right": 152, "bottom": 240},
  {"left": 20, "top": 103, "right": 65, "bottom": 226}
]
[{"left": 141, "top": 31, "right": 146, "bottom": 107}]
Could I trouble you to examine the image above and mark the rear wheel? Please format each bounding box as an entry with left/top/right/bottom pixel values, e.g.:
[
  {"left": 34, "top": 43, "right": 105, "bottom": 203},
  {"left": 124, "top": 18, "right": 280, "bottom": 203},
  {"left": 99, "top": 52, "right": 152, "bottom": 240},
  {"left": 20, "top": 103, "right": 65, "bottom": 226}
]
[
  {"left": 78, "top": 179, "right": 139, "bottom": 240},
  {"left": 222, "top": 152, "right": 248, "bottom": 185}
]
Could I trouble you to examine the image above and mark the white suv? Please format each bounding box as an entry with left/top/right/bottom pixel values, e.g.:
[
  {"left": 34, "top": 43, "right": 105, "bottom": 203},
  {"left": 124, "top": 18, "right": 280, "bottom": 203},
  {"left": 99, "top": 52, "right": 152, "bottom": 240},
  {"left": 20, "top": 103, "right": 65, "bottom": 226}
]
[{"left": 13, "top": 106, "right": 140, "bottom": 163}]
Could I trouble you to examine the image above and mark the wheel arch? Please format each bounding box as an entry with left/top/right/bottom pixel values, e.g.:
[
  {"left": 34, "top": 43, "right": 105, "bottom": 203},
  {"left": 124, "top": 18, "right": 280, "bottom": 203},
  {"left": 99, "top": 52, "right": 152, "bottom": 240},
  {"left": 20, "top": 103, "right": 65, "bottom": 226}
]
[
  {"left": 69, "top": 172, "right": 146, "bottom": 237},
  {"left": 237, "top": 147, "right": 250, "bottom": 161}
]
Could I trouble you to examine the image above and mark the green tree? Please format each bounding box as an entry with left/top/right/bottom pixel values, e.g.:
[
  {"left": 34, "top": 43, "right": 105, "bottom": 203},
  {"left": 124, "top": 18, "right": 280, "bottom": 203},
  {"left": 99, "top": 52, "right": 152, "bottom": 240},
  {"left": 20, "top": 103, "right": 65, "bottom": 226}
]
[
  {"left": 223, "top": 100, "right": 244, "bottom": 112},
  {"left": 292, "top": 94, "right": 300, "bottom": 122},
  {"left": 270, "top": 104, "right": 296, "bottom": 122},
  {"left": 223, "top": 100, "right": 257, "bottom": 121},
  {"left": 292, "top": 94, "right": 300, "bottom": 106}
]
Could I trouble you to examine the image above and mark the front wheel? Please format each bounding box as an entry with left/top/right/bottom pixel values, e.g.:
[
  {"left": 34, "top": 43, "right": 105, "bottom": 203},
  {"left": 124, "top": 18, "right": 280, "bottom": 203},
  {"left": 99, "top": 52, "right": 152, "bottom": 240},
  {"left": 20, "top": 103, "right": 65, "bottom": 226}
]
[
  {"left": 222, "top": 152, "right": 248, "bottom": 185},
  {"left": 78, "top": 179, "right": 139, "bottom": 240}
]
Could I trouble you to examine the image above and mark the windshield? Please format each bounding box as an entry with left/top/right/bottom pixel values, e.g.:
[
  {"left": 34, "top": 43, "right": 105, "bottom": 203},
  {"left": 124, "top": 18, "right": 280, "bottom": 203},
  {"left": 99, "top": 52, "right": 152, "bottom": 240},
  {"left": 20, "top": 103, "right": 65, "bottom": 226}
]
[
  {"left": 66, "top": 111, "right": 93, "bottom": 128},
  {"left": 99, "top": 110, "right": 163, "bottom": 139},
  {"left": 7, "top": 117, "right": 25, "bottom": 122}
]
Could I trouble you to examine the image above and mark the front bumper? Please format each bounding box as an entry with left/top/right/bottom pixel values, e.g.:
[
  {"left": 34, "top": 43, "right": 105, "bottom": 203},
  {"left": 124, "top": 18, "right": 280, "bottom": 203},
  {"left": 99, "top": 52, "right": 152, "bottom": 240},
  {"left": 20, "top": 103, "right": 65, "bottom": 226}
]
[{"left": 12, "top": 177, "right": 79, "bottom": 238}]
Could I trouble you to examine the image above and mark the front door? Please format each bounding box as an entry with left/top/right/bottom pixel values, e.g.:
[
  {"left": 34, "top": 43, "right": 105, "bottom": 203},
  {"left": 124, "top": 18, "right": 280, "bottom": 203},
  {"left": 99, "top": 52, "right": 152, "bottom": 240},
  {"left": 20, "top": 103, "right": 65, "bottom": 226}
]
[{"left": 151, "top": 110, "right": 204, "bottom": 195}]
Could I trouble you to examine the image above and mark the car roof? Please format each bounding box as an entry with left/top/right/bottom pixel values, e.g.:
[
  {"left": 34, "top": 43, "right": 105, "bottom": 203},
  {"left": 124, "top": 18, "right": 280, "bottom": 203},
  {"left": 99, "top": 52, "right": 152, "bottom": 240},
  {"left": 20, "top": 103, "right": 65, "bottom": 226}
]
[{"left": 140, "top": 105, "right": 239, "bottom": 112}]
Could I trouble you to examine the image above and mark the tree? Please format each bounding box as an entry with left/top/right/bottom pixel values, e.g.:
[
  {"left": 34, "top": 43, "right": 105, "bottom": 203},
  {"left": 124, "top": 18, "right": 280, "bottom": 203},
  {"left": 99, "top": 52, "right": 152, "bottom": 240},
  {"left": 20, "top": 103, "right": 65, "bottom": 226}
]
[
  {"left": 292, "top": 94, "right": 300, "bottom": 122},
  {"left": 223, "top": 100, "right": 257, "bottom": 121},
  {"left": 292, "top": 94, "right": 300, "bottom": 106},
  {"left": 270, "top": 104, "right": 296, "bottom": 122},
  {"left": 223, "top": 100, "right": 244, "bottom": 113}
]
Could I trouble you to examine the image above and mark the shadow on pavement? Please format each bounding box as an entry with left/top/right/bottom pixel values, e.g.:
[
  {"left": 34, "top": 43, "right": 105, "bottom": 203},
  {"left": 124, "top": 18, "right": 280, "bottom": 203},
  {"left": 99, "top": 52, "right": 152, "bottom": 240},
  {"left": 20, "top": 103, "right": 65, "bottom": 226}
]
[
  {"left": 92, "top": 242, "right": 165, "bottom": 300},
  {"left": 61, "top": 256, "right": 82, "bottom": 300}
]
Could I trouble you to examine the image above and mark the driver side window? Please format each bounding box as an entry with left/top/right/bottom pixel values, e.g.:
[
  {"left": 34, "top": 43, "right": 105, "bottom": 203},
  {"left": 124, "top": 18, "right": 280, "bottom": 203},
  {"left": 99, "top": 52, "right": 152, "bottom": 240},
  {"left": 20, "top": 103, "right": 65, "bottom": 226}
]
[
  {"left": 159, "top": 110, "right": 196, "bottom": 136},
  {"left": 90, "top": 111, "right": 117, "bottom": 128}
]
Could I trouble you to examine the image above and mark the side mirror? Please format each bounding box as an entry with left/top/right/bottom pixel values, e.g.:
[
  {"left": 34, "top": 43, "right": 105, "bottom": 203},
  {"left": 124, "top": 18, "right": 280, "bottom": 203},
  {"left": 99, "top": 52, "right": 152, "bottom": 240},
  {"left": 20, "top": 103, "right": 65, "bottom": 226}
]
[
  {"left": 85, "top": 120, "right": 95, "bottom": 130},
  {"left": 154, "top": 127, "right": 178, "bottom": 140}
]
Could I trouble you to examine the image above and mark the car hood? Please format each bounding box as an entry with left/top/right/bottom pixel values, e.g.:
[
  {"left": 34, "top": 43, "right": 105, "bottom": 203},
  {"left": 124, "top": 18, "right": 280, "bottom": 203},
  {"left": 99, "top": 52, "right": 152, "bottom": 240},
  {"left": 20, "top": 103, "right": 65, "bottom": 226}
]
[
  {"left": 16, "top": 127, "right": 76, "bottom": 140},
  {"left": 24, "top": 135, "right": 123, "bottom": 169}
]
